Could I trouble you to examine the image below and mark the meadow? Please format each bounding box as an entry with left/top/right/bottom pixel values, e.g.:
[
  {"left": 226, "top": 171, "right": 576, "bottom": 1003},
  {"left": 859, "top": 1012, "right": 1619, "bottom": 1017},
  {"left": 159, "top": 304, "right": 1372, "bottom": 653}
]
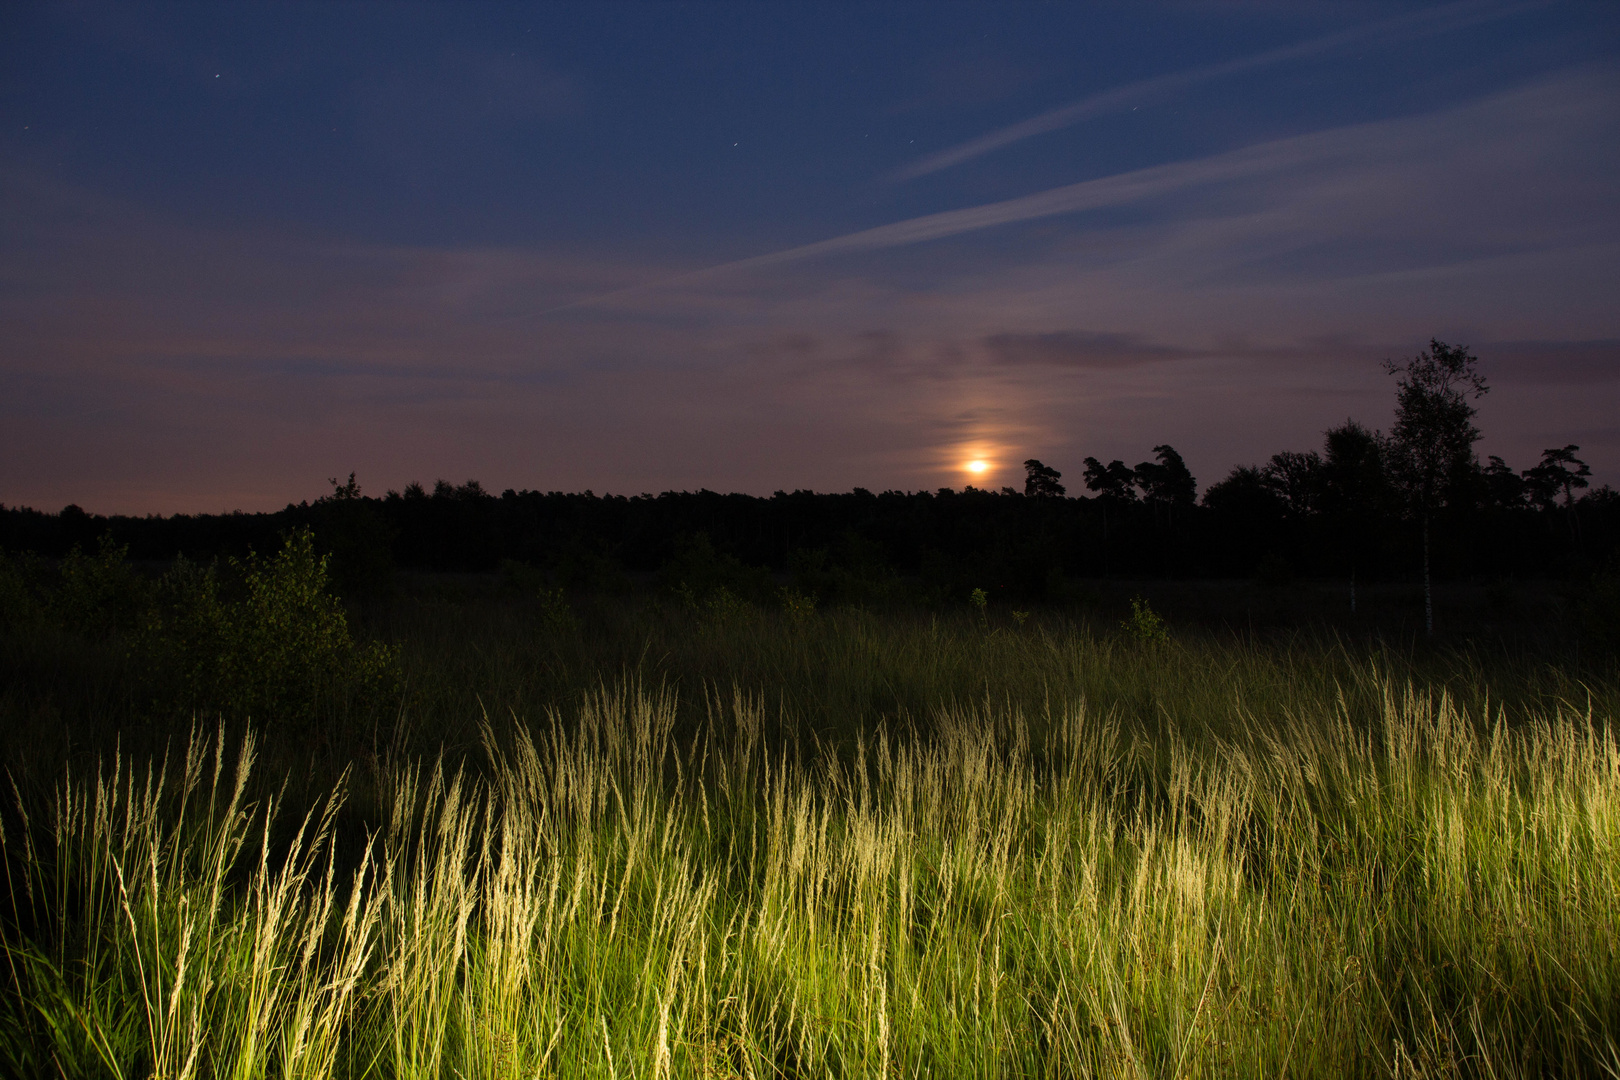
[{"left": 1, "top": 536, "right": 1617, "bottom": 1078}]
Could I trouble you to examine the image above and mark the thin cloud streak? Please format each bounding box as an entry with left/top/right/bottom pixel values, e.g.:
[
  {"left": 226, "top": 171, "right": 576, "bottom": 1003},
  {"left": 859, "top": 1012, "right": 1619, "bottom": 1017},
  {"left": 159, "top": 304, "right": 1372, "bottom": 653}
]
[
  {"left": 546, "top": 66, "right": 1612, "bottom": 319},
  {"left": 540, "top": 137, "right": 1319, "bottom": 316},
  {"left": 889, "top": 0, "right": 1531, "bottom": 182}
]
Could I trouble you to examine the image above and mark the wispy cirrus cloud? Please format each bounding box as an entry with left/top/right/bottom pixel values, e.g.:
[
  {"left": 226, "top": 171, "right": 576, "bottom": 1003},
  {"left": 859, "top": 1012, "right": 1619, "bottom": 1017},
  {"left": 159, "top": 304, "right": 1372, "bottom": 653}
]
[
  {"left": 889, "top": 0, "right": 1531, "bottom": 181},
  {"left": 555, "top": 64, "right": 1617, "bottom": 321}
]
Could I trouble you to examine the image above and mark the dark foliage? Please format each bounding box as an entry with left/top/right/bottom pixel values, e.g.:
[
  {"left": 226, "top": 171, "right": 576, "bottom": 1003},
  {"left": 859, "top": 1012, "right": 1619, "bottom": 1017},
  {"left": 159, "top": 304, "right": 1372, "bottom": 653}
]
[
  {"left": 1023, "top": 459, "right": 1066, "bottom": 498},
  {"left": 1, "top": 340, "right": 1613, "bottom": 604},
  {"left": 4, "top": 470, "right": 1616, "bottom": 609}
]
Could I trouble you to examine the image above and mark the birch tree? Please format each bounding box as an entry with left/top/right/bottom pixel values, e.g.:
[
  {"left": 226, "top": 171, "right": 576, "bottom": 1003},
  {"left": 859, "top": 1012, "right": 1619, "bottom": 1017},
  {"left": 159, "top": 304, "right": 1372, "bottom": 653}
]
[{"left": 1384, "top": 340, "right": 1488, "bottom": 637}]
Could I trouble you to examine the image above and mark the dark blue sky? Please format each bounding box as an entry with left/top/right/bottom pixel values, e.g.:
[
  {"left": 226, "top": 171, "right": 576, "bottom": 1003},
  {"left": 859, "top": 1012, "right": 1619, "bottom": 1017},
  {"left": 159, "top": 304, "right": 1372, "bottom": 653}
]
[{"left": 3, "top": 2, "right": 1617, "bottom": 512}]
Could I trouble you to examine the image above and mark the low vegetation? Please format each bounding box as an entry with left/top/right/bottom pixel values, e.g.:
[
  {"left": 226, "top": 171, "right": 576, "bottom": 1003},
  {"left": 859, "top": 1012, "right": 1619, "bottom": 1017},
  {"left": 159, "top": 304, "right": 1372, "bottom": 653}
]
[{"left": 1, "top": 534, "right": 1616, "bottom": 1077}]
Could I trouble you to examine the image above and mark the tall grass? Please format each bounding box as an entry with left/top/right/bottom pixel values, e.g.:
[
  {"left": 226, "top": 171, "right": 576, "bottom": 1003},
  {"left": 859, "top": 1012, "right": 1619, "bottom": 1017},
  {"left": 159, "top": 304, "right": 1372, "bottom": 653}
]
[
  {"left": 377, "top": 595, "right": 1609, "bottom": 763},
  {"left": 5, "top": 663, "right": 1617, "bottom": 1077},
  {"left": 0, "top": 731, "right": 381, "bottom": 1078}
]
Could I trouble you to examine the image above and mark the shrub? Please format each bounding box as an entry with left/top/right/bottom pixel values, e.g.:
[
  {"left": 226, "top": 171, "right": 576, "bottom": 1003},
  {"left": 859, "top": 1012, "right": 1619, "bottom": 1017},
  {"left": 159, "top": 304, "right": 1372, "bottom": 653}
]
[
  {"left": 660, "top": 533, "right": 773, "bottom": 609},
  {"left": 780, "top": 586, "right": 817, "bottom": 623},
  {"left": 145, "top": 529, "right": 398, "bottom": 733},
  {"left": 53, "top": 535, "right": 152, "bottom": 639},
  {"left": 501, "top": 559, "right": 578, "bottom": 631},
  {"left": 143, "top": 555, "right": 232, "bottom": 711},
  {"left": 1122, "top": 594, "right": 1170, "bottom": 644},
  {"left": 677, "top": 581, "right": 752, "bottom": 624}
]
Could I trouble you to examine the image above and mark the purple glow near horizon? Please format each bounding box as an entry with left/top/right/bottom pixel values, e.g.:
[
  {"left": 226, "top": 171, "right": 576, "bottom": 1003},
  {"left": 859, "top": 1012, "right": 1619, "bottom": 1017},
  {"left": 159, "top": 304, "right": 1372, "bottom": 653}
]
[{"left": 2, "top": 3, "right": 1617, "bottom": 515}]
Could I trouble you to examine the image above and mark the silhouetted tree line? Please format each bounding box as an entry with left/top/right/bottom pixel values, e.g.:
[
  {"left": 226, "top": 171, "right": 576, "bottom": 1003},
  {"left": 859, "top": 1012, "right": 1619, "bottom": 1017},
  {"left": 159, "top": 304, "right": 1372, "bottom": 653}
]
[{"left": 2, "top": 343, "right": 1616, "bottom": 605}]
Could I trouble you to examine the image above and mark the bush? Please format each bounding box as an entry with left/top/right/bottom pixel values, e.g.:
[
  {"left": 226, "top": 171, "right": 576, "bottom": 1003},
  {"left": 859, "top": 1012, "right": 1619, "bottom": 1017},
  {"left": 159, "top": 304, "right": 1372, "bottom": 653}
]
[
  {"left": 143, "top": 529, "right": 398, "bottom": 732},
  {"left": 675, "top": 581, "right": 752, "bottom": 624},
  {"left": 53, "top": 535, "right": 152, "bottom": 638},
  {"left": 780, "top": 586, "right": 817, "bottom": 623},
  {"left": 501, "top": 560, "right": 578, "bottom": 630},
  {"left": 1122, "top": 595, "right": 1170, "bottom": 644},
  {"left": 661, "top": 533, "right": 772, "bottom": 618}
]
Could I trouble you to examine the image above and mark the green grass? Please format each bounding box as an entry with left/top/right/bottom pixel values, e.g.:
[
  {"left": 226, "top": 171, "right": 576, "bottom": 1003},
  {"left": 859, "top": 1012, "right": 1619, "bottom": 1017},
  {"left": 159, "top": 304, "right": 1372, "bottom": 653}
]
[
  {"left": 2, "top": 584, "right": 1618, "bottom": 1076},
  {"left": 373, "top": 589, "right": 1603, "bottom": 756}
]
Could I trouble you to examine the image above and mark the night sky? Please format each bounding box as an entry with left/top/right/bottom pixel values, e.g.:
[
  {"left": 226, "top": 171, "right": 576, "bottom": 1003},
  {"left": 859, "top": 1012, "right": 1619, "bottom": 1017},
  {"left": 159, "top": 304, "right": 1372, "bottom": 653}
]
[{"left": 3, "top": 2, "right": 1618, "bottom": 514}]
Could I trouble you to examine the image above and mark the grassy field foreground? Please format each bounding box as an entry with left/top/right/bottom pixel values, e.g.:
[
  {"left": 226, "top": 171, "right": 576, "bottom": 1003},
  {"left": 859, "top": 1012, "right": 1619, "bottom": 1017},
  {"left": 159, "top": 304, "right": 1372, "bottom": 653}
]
[{"left": 3, "top": 658, "right": 1617, "bottom": 1078}]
